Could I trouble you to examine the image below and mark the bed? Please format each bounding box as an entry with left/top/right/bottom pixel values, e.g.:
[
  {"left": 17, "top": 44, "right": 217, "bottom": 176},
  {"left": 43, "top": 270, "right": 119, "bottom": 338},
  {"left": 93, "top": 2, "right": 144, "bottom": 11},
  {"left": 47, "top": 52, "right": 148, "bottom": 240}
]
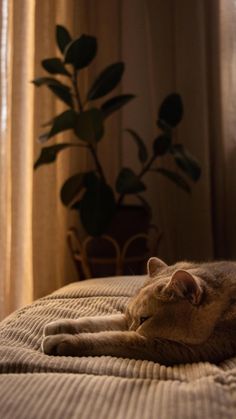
[{"left": 0, "top": 274, "right": 236, "bottom": 419}]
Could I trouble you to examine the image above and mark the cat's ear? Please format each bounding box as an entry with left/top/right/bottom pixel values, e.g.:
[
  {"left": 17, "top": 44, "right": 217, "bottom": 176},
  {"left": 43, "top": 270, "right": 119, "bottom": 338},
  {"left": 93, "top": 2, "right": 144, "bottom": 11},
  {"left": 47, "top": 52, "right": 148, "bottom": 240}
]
[
  {"left": 167, "top": 270, "right": 203, "bottom": 305},
  {"left": 147, "top": 257, "right": 167, "bottom": 278}
]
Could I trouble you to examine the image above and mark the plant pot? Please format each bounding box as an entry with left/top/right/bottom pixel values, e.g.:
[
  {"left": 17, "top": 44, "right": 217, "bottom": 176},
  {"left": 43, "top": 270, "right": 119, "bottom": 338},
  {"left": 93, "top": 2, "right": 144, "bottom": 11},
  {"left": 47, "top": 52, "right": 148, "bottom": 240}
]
[{"left": 67, "top": 205, "right": 162, "bottom": 279}]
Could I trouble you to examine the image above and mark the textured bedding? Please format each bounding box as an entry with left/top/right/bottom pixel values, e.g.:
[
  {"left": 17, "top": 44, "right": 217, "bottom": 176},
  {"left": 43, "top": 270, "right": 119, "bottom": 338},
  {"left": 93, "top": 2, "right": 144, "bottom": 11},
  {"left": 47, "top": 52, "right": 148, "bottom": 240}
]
[{"left": 0, "top": 275, "right": 236, "bottom": 418}]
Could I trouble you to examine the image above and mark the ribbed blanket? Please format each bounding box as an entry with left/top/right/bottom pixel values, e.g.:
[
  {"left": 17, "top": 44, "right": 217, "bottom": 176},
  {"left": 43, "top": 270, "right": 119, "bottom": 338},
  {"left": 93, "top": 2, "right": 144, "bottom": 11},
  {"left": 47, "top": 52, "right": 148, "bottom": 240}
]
[{"left": 0, "top": 275, "right": 236, "bottom": 419}]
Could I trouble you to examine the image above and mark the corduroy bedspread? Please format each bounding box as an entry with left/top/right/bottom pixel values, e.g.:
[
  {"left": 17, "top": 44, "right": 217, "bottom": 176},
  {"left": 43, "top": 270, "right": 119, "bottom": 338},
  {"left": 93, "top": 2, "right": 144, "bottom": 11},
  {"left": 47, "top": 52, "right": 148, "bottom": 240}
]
[{"left": 0, "top": 275, "right": 236, "bottom": 419}]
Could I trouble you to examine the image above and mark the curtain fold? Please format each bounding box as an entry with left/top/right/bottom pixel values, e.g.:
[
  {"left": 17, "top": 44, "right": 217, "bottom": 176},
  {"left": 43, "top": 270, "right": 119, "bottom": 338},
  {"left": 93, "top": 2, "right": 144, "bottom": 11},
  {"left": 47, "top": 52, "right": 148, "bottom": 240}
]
[
  {"left": 0, "top": 0, "right": 35, "bottom": 318},
  {"left": 0, "top": 0, "right": 11, "bottom": 318},
  {"left": 1, "top": 0, "right": 236, "bottom": 320},
  {"left": 142, "top": 0, "right": 215, "bottom": 263},
  {"left": 0, "top": 0, "right": 123, "bottom": 319},
  {"left": 121, "top": 0, "right": 236, "bottom": 264},
  {"left": 217, "top": 0, "right": 236, "bottom": 259}
]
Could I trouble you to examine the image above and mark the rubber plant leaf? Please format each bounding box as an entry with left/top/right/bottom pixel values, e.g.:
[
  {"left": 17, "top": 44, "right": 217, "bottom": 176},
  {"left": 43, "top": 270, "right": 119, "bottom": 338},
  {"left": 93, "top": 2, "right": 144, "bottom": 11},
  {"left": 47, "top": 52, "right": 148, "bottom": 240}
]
[
  {"left": 101, "top": 94, "right": 135, "bottom": 119},
  {"left": 34, "top": 144, "right": 73, "bottom": 169},
  {"left": 64, "top": 35, "right": 97, "bottom": 69},
  {"left": 170, "top": 144, "right": 201, "bottom": 181},
  {"left": 87, "top": 62, "right": 124, "bottom": 101},
  {"left": 60, "top": 173, "right": 86, "bottom": 207},
  {"left": 153, "top": 134, "right": 171, "bottom": 156},
  {"left": 157, "top": 93, "right": 183, "bottom": 129},
  {"left": 75, "top": 108, "right": 104, "bottom": 143},
  {"left": 32, "top": 77, "right": 73, "bottom": 108},
  {"left": 39, "top": 110, "right": 78, "bottom": 142},
  {"left": 32, "top": 77, "right": 66, "bottom": 87},
  {"left": 116, "top": 168, "right": 146, "bottom": 194},
  {"left": 125, "top": 129, "right": 148, "bottom": 163},
  {"left": 155, "top": 168, "right": 191, "bottom": 193},
  {"left": 56, "top": 25, "right": 72, "bottom": 54},
  {"left": 42, "top": 58, "right": 70, "bottom": 76},
  {"left": 47, "top": 84, "right": 73, "bottom": 108}
]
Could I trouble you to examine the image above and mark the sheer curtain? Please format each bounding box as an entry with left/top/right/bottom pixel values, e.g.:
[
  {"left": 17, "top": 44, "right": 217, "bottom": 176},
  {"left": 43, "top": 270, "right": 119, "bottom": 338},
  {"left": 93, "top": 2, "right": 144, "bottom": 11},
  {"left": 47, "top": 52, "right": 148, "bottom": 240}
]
[
  {"left": 1, "top": 0, "right": 236, "bottom": 320},
  {"left": 143, "top": 0, "right": 216, "bottom": 262},
  {"left": 0, "top": 0, "right": 35, "bottom": 319},
  {"left": 122, "top": 0, "right": 236, "bottom": 263},
  {"left": 0, "top": 0, "right": 122, "bottom": 319},
  {"left": 218, "top": 0, "right": 236, "bottom": 258}
]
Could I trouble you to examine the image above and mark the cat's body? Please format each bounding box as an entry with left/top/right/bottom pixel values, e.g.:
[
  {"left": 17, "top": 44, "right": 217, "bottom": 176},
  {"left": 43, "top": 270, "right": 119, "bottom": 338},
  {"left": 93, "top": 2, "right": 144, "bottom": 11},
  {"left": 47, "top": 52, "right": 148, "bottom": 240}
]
[{"left": 42, "top": 258, "right": 236, "bottom": 365}]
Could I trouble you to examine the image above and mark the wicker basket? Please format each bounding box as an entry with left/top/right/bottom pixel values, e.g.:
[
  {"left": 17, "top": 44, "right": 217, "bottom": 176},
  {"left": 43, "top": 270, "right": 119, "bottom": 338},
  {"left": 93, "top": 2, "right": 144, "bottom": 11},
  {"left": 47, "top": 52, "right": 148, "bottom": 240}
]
[{"left": 67, "top": 225, "right": 162, "bottom": 279}]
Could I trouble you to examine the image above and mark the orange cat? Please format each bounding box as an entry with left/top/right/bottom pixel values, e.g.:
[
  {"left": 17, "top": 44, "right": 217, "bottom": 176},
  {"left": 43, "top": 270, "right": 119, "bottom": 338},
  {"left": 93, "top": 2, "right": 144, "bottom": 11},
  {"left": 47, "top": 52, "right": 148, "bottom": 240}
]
[{"left": 42, "top": 258, "right": 236, "bottom": 365}]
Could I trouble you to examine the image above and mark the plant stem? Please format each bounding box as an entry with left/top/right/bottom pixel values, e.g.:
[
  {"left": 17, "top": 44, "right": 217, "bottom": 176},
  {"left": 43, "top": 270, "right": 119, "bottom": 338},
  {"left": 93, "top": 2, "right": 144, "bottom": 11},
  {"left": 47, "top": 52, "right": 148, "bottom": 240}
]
[
  {"left": 72, "top": 68, "right": 83, "bottom": 112},
  {"left": 72, "top": 67, "right": 106, "bottom": 184},
  {"left": 138, "top": 154, "right": 157, "bottom": 179},
  {"left": 89, "top": 144, "right": 106, "bottom": 183}
]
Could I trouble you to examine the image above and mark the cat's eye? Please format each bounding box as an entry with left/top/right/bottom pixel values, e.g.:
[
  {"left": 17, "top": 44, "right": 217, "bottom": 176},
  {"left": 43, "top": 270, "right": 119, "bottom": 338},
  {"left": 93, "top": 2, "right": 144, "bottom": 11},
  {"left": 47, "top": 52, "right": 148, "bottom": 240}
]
[{"left": 140, "top": 316, "right": 150, "bottom": 325}]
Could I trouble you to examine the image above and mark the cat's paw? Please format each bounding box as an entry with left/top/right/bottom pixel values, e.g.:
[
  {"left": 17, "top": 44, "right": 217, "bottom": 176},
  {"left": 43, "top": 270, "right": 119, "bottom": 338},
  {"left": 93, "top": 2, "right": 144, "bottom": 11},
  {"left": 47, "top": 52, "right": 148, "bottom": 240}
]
[
  {"left": 41, "top": 334, "right": 77, "bottom": 356},
  {"left": 43, "top": 320, "right": 77, "bottom": 337}
]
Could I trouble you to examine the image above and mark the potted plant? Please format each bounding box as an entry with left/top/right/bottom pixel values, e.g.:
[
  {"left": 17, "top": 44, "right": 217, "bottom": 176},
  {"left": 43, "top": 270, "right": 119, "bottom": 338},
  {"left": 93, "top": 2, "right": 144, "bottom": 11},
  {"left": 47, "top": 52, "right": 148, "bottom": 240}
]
[{"left": 33, "top": 25, "right": 201, "bottom": 278}]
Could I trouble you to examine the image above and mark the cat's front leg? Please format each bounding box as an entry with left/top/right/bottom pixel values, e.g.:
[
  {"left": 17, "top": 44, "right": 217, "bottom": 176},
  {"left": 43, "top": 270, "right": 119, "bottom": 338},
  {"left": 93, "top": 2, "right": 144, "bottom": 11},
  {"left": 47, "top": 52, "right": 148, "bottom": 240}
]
[
  {"left": 42, "top": 330, "right": 153, "bottom": 360},
  {"left": 43, "top": 314, "right": 127, "bottom": 337}
]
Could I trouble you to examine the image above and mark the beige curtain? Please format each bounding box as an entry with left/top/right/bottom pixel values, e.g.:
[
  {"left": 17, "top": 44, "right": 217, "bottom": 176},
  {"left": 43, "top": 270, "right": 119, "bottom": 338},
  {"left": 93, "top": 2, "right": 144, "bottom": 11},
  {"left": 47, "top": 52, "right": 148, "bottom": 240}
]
[
  {"left": 122, "top": 0, "right": 236, "bottom": 264},
  {"left": 143, "top": 0, "right": 215, "bottom": 263},
  {"left": 1, "top": 0, "right": 236, "bottom": 320},
  {"left": 0, "top": 0, "right": 122, "bottom": 319},
  {"left": 0, "top": 0, "right": 35, "bottom": 319},
  {"left": 218, "top": 0, "right": 236, "bottom": 258}
]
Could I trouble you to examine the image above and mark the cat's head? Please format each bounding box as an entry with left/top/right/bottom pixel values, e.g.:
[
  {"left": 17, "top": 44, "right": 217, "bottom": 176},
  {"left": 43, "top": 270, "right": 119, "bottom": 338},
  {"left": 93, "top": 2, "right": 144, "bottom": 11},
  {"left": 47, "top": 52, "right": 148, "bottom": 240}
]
[{"left": 127, "top": 258, "right": 236, "bottom": 345}]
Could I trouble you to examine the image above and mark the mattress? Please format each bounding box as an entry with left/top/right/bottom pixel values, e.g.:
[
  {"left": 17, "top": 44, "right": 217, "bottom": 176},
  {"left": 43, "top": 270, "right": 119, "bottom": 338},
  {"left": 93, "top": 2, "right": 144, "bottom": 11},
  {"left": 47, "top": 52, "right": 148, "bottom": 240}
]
[{"left": 0, "top": 275, "right": 236, "bottom": 419}]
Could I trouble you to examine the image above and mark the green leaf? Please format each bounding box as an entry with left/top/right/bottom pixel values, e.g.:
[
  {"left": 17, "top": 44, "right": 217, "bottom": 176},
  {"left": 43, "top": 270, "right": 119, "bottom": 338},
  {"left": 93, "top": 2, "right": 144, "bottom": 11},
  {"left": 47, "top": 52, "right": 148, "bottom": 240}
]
[
  {"left": 71, "top": 200, "right": 81, "bottom": 211},
  {"left": 34, "top": 144, "right": 72, "bottom": 169},
  {"left": 155, "top": 168, "right": 191, "bottom": 193},
  {"left": 41, "top": 118, "right": 54, "bottom": 128},
  {"left": 60, "top": 173, "right": 86, "bottom": 206},
  {"left": 47, "top": 84, "right": 73, "bottom": 108},
  {"left": 75, "top": 108, "right": 104, "bottom": 143},
  {"left": 116, "top": 168, "right": 146, "bottom": 194},
  {"left": 56, "top": 25, "right": 72, "bottom": 54},
  {"left": 87, "top": 62, "right": 124, "bottom": 101},
  {"left": 42, "top": 58, "right": 70, "bottom": 76},
  {"left": 32, "top": 77, "right": 73, "bottom": 107},
  {"left": 126, "top": 129, "right": 148, "bottom": 163},
  {"left": 31, "top": 77, "right": 64, "bottom": 87},
  {"left": 64, "top": 35, "right": 97, "bottom": 69},
  {"left": 153, "top": 134, "right": 171, "bottom": 156},
  {"left": 158, "top": 93, "right": 183, "bottom": 128},
  {"left": 171, "top": 144, "right": 201, "bottom": 181},
  {"left": 39, "top": 110, "right": 78, "bottom": 142},
  {"left": 101, "top": 94, "right": 135, "bottom": 118},
  {"left": 80, "top": 176, "right": 116, "bottom": 236}
]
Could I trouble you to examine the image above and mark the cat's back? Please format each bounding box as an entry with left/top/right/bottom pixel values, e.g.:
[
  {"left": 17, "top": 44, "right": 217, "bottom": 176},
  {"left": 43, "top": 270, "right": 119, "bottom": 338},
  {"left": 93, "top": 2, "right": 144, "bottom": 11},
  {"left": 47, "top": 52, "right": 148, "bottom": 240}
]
[{"left": 144, "top": 259, "right": 236, "bottom": 289}]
